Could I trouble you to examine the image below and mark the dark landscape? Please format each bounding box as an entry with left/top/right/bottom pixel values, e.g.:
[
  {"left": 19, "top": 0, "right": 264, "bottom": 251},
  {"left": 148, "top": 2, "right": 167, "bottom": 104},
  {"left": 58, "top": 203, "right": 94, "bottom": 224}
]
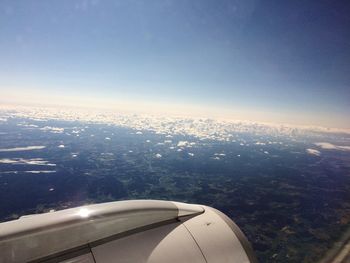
[{"left": 0, "top": 108, "right": 350, "bottom": 262}]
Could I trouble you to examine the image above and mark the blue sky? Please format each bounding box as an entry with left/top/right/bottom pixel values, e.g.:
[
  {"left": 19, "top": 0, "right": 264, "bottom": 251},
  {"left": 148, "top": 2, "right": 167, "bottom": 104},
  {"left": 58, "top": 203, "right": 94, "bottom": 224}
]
[{"left": 1, "top": 0, "right": 349, "bottom": 128}]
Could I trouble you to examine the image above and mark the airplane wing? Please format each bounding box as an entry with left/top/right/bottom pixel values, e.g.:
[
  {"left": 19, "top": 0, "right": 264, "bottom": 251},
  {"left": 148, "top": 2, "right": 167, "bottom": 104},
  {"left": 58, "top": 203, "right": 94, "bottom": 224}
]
[{"left": 0, "top": 200, "right": 257, "bottom": 263}]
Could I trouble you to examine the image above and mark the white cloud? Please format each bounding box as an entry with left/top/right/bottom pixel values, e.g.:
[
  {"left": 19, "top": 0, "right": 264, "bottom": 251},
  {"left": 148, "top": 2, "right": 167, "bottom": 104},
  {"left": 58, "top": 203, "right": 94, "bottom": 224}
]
[
  {"left": 155, "top": 153, "right": 162, "bottom": 158},
  {"left": 25, "top": 170, "right": 56, "bottom": 174},
  {"left": 314, "top": 142, "right": 350, "bottom": 151},
  {"left": 0, "top": 159, "right": 18, "bottom": 164},
  {"left": 177, "top": 141, "right": 188, "bottom": 147},
  {"left": 2, "top": 105, "right": 350, "bottom": 145},
  {"left": 18, "top": 123, "right": 39, "bottom": 128},
  {"left": 40, "top": 126, "right": 64, "bottom": 133},
  {"left": 214, "top": 153, "right": 226, "bottom": 156},
  {"left": 0, "top": 146, "right": 46, "bottom": 152},
  {"left": 0, "top": 158, "right": 56, "bottom": 166},
  {"left": 58, "top": 144, "right": 65, "bottom": 148},
  {"left": 306, "top": 149, "right": 321, "bottom": 156}
]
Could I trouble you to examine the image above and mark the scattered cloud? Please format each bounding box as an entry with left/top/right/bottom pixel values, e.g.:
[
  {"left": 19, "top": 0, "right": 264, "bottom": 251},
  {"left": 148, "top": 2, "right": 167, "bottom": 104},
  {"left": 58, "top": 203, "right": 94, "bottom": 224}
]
[
  {"left": 177, "top": 141, "right": 188, "bottom": 147},
  {"left": 40, "top": 126, "right": 64, "bottom": 133},
  {"left": 25, "top": 170, "right": 56, "bottom": 174},
  {"left": 0, "top": 146, "right": 46, "bottom": 152},
  {"left": 314, "top": 142, "right": 350, "bottom": 151},
  {"left": 306, "top": 149, "right": 321, "bottom": 156},
  {"left": 0, "top": 158, "right": 56, "bottom": 166},
  {"left": 255, "top": 142, "right": 266, "bottom": 145}
]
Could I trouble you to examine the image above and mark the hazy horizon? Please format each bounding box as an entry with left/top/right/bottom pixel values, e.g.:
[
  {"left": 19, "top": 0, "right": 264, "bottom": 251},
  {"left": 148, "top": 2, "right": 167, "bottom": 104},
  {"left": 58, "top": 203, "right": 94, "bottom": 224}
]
[{"left": 1, "top": 97, "right": 350, "bottom": 132}]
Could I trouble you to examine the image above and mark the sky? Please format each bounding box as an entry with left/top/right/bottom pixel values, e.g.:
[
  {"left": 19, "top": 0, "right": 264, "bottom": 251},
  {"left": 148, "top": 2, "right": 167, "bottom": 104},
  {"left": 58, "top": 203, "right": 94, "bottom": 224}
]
[{"left": 0, "top": 0, "right": 349, "bottom": 128}]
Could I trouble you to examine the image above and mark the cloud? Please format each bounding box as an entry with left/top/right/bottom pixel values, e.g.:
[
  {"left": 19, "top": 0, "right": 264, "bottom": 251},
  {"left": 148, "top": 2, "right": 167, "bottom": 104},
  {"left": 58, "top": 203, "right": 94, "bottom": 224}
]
[
  {"left": 214, "top": 153, "right": 226, "bottom": 156},
  {"left": 255, "top": 142, "right": 266, "bottom": 145},
  {"left": 177, "top": 141, "right": 188, "bottom": 147},
  {"left": 314, "top": 142, "right": 350, "bottom": 151},
  {"left": 40, "top": 126, "right": 64, "bottom": 133},
  {"left": 0, "top": 146, "right": 46, "bottom": 152},
  {"left": 25, "top": 170, "right": 56, "bottom": 174},
  {"left": 306, "top": 149, "right": 321, "bottom": 156},
  {"left": 0, "top": 158, "right": 56, "bottom": 166}
]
